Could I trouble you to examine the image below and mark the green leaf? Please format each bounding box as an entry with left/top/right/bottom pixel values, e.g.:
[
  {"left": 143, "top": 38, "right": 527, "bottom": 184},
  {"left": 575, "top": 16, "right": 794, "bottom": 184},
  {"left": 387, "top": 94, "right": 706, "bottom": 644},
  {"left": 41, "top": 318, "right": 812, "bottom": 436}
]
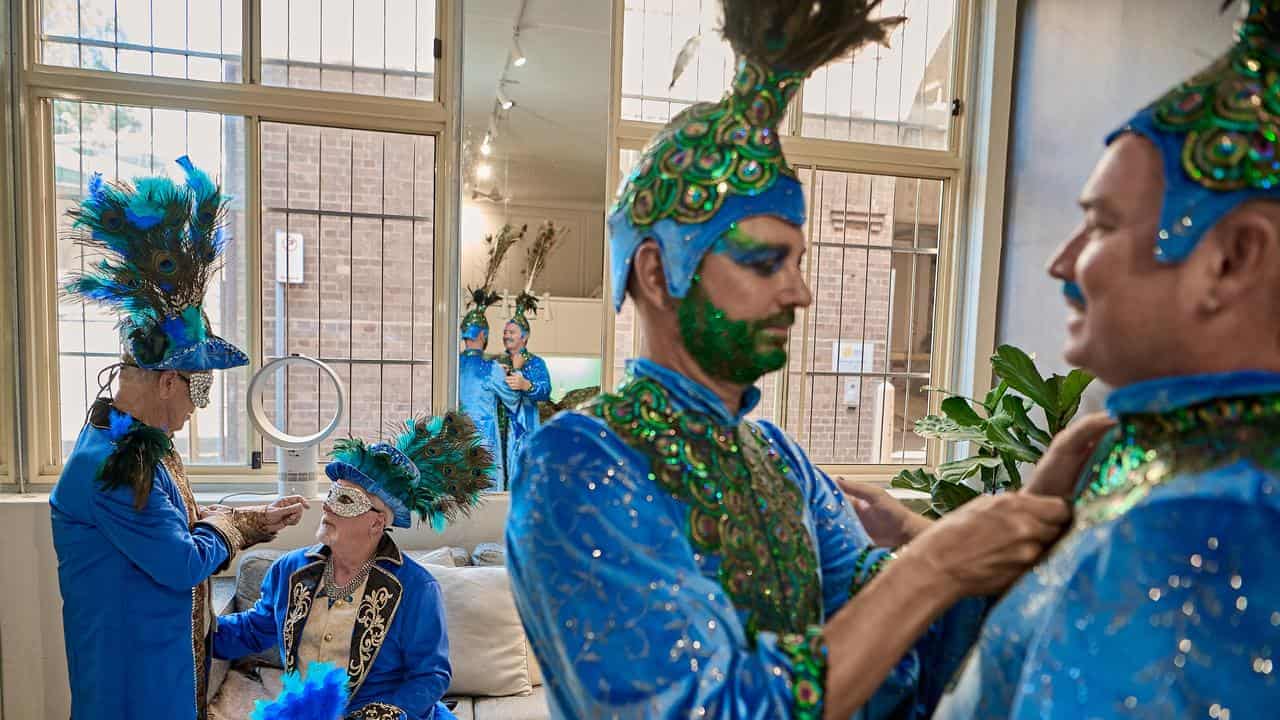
[
  {"left": 1055, "top": 369, "right": 1095, "bottom": 426},
  {"left": 983, "top": 379, "right": 1009, "bottom": 414},
  {"left": 940, "top": 396, "right": 985, "bottom": 427},
  {"left": 891, "top": 468, "right": 937, "bottom": 493},
  {"left": 931, "top": 481, "right": 980, "bottom": 515},
  {"left": 984, "top": 417, "right": 1042, "bottom": 463},
  {"left": 913, "top": 415, "right": 989, "bottom": 443},
  {"left": 938, "top": 455, "right": 1004, "bottom": 484},
  {"left": 1002, "top": 395, "right": 1052, "bottom": 446},
  {"left": 991, "top": 345, "right": 1057, "bottom": 413}
]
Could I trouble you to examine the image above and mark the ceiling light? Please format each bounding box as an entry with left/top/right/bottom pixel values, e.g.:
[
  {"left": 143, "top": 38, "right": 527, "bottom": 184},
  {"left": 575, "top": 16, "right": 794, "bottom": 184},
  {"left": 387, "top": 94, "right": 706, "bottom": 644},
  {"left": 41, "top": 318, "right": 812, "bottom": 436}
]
[
  {"left": 477, "top": 163, "right": 493, "bottom": 180},
  {"left": 480, "top": 133, "right": 493, "bottom": 155},
  {"left": 498, "top": 91, "right": 515, "bottom": 110},
  {"left": 512, "top": 36, "right": 528, "bottom": 67}
]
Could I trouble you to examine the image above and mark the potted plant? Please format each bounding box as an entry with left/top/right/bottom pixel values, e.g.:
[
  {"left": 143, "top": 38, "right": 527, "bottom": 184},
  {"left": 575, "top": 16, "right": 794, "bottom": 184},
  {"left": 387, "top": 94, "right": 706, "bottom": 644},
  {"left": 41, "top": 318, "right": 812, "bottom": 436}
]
[{"left": 892, "top": 345, "right": 1095, "bottom": 517}]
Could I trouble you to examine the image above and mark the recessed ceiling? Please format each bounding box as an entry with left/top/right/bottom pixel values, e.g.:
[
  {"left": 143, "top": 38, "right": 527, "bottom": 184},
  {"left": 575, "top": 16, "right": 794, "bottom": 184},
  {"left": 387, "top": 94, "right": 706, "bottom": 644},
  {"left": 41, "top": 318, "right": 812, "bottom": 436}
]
[{"left": 462, "top": 0, "right": 612, "bottom": 207}]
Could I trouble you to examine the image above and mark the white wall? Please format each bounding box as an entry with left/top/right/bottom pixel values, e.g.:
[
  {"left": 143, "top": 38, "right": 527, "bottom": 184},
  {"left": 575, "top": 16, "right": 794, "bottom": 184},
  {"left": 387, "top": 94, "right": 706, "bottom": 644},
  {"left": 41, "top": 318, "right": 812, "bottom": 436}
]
[
  {"left": 460, "top": 200, "right": 606, "bottom": 299},
  {"left": 0, "top": 493, "right": 511, "bottom": 719},
  {"left": 997, "top": 0, "right": 1235, "bottom": 406}
]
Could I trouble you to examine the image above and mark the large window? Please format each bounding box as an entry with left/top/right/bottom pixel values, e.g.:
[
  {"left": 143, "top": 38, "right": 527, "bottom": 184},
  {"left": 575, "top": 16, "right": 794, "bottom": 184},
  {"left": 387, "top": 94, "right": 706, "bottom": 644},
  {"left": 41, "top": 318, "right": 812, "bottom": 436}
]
[
  {"left": 614, "top": 0, "right": 969, "bottom": 471},
  {"left": 19, "top": 0, "right": 446, "bottom": 484}
]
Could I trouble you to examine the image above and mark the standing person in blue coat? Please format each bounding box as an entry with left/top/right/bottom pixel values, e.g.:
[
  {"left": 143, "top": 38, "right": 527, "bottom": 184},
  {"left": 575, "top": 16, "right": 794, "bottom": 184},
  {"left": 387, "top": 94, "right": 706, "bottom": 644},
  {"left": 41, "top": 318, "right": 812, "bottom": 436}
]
[
  {"left": 936, "top": 2, "right": 1280, "bottom": 717},
  {"left": 496, "top": 293, "right": 552, "bottom": 487},
  {"left": 51, "top": 157, "right": 308, "bottom": 720},
  {"left": 459, "top": 288, "right": 509, "bottom": 489},
  {"left": 213, "top": 412, "right": 493, "bottom": 720}
]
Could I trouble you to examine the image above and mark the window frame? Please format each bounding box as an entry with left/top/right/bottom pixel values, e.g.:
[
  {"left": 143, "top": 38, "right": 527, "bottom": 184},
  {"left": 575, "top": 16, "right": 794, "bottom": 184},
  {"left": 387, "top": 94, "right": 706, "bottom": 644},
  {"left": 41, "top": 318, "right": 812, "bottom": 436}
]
[
  {"left": 602, "top": 0, "right": 1017, "bottom": 481},
  {"left": 11, "top": 0, "right": 461, "bottom": 490}
]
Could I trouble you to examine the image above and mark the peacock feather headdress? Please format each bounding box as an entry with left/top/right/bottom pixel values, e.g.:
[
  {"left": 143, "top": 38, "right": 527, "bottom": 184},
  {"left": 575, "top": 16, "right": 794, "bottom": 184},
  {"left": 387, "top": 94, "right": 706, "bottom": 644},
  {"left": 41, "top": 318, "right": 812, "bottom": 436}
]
[
  {"left": 462, "top": 223, "right": 526, "bottom": 340},
  {"left": 326, "top": 411, "right": 493, "bottom": 529},
  {"left": 1108, "top": 0, "right": 1280, "bottom": 262},
  {"left": 510, "top": 220, "right": 567, "bottom": 337},
  {"left": 607, "top": 0, "right": 904, "bottom": 310},
  {"left": 62, "top": 156, "right": 248, "bottom": 371}
]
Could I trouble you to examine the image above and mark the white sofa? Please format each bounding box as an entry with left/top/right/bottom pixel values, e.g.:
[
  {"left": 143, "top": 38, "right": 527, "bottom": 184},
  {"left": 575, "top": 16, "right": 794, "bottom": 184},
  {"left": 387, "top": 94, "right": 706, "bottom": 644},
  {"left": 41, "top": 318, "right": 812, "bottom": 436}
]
[{"left": 205, "top": 494, "right": 548, "bottom": 720}]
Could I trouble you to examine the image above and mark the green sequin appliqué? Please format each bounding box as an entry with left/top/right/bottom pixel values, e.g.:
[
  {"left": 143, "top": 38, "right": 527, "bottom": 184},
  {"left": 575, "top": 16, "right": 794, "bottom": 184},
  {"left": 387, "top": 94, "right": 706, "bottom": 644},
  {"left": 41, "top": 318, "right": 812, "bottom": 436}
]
[
  {"left": 1075, "top": 392, "right": 1280, "bottom": 528},
  {"left": 1151, "top": 0, "right": 1280, "bottom": 191},
  {"left": 591, "top": 375, "right": 823, "bottom": 640},
  {"left": 613, "top": 57, "right": 803, "bottom": 229}
]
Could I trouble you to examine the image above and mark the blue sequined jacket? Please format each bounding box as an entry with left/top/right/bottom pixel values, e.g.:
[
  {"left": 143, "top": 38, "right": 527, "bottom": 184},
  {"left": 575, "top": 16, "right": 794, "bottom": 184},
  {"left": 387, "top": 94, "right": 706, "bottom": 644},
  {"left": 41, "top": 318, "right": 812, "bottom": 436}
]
[
  {"left": 506, "top": 359, "right": 985, "bottom": 719},
  {"left": 212, "top": 536, "right": 455, "bottom": 720},
  {"left": 497, "top": 350, "right": 551, "bottom": 484},
  {"left": 936, "top": 371, "right": 1280, "bottom": 719}
]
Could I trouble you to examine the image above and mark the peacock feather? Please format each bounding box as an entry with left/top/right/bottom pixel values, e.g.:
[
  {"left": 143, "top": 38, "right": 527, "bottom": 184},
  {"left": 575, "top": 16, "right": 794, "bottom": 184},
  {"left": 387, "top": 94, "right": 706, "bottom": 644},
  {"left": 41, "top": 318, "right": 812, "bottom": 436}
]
[
  {"left": 61, "top": 156, "right": 231, "bottom": 366},
  {"left": 99, "top": 407, "right": 175, "bottom": 509},
  {"left": 393, "top": 412, "right": 492, "bottom": 531},
  {"left": 249, "top": 661, "right": 348, "bottom": 720}
]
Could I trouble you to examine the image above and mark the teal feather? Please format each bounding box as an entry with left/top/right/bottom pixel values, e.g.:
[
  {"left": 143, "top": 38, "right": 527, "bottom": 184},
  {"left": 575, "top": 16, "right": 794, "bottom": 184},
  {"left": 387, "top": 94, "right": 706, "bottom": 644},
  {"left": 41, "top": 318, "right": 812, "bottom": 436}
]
[
  {"left": 394, "top": 412, "right": 492, "bottom": 529},
  {"left": 98, "top": 418, "right": 174, "bottom": 509}
]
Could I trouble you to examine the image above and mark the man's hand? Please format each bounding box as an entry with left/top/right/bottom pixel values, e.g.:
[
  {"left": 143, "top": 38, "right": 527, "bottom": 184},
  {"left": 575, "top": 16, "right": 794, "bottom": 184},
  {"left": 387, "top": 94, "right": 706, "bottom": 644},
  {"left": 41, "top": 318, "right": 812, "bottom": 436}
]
[
  {"left": 901, "top": 493, "right": 1072, "bottom": 600},
  {"left": 262, "top": 495, "right": 310, "bottom": 533},
  {"left": 835, "top": 478, "right": 931, "bottom": 548},
  {"left": 1023, "top": 412, "right": 1116, "bottom": 499},
  {"left": 505, "top": 374, "right": 533, "bottom": 392}
]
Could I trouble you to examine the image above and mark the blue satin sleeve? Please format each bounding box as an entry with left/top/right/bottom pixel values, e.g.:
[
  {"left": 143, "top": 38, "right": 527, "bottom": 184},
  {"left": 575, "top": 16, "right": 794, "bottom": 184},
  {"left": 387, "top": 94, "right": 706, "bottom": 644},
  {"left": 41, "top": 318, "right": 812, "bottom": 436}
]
[
  {"left": 521, "top": 355, "right": 552, "bottom": 403},
  {"left": 506, "top": 414, "right": 823, "bottom": 720}
]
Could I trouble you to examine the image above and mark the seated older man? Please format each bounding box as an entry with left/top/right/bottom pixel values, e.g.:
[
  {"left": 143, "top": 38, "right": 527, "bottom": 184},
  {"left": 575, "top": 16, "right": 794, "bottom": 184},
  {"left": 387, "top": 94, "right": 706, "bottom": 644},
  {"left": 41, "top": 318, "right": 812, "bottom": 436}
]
[{"left": 211, "top": 413, "right": 492, "bottom": 720}]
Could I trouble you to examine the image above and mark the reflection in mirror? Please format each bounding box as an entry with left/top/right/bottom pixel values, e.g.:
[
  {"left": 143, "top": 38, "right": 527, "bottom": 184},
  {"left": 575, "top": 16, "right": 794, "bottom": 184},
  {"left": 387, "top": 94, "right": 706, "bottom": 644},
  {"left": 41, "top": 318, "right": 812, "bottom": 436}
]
[{"left": 458, "top": 0, "right": 611, "bottom": 491}]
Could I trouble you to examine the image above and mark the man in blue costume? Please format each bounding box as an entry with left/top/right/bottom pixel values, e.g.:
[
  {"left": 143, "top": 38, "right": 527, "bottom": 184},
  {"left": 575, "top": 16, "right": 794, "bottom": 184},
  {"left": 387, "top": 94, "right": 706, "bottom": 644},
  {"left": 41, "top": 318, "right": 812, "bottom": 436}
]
[
  {"left": 213, "top": 412, "right": 492, "bottom": 720},
  {"left": 496, "top": 293, "right": 552, "bottom": 485},
  {"left": 936, "top": 2, "right": 1280, "bottom": 718},
  {"left": 504, "top": 2, "right": 1096, "bottom": 718},
  {"left": 459, "top": 288, "right": 510, "bottom": 488},
  {"left": 50, "top": 157, "right": 307, "bottom": 720}
]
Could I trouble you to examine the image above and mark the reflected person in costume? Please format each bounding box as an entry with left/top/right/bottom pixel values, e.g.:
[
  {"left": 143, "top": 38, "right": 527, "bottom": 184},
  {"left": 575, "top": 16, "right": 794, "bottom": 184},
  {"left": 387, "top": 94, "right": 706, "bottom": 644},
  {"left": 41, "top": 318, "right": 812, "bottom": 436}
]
[
  {"left": 497, "top": 292, "right": 552, "bottom": 485},
  {"left": 50, "top": 157, "right": 307, "bottom": 720},
  {"left": 504, "top": 3, "right": 1092, "bottom": 718},
  {"left": 459, "top": 288, "right": 511, "bottom": 489},
  {"left": 936, "top": 2, "right": 1280, "bottom": 718},
  {"left": 213, "top": 412, "right": 493, "bottom": 720}
]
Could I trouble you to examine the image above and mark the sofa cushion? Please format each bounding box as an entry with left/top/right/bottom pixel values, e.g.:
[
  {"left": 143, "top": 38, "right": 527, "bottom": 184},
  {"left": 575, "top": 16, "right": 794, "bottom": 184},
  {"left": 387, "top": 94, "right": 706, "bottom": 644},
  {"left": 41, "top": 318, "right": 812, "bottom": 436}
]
[
  {"left": 473, "top": 686, "right": 549, "bottom": 720},
  {"left": 231, "top": 549, "right": 287, "bottom": 668},
  {"left": 470, "top": 542, "right": 505, "bottom": 567},
  {"left": 405, "top": 546, "right": 470, "bottom": 568},
  {"left": 430, "top": 565, "right": 539, "bottom": 697}
]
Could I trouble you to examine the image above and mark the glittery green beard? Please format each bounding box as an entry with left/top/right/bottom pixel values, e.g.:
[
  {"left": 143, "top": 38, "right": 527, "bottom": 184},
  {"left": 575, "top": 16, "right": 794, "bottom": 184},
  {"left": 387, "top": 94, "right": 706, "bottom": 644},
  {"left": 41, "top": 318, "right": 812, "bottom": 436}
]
[{"left": 677, "top": 277, "right": 792, "bottom": 385}]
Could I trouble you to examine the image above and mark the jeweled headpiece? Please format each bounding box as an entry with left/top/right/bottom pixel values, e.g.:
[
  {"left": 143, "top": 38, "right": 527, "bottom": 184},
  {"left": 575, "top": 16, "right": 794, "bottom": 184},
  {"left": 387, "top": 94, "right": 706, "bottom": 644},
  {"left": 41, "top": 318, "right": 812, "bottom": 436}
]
[
  {"left": 607, "top": 0, "right": 904, "bottom": 310},
  {"left": 326, "top": 412, "right": 492, "bottom": 529},
  {"left": 509, "top": 220, "right": 566, "bottom": 338},
  {"left": 62, "top": 156, "right": 248, "bottom": 372},
  {"left": 1108, "top": 0, "right": 1280, "bottom": 261},
  {"left": 462, "top": 223, "right": 525, "bottom": 341}
]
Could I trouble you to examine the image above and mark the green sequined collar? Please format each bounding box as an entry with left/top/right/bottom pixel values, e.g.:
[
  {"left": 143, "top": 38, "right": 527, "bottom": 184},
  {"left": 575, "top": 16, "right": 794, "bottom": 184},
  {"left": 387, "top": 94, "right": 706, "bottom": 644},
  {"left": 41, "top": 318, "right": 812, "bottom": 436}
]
[{"left": 1077, "top": 390, "right": 1280, "bottom": 528}]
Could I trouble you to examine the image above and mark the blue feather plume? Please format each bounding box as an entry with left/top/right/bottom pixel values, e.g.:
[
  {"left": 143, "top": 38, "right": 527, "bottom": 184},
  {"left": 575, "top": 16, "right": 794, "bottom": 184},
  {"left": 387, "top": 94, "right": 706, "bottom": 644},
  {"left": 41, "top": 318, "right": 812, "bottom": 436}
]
[{"left": 249, "top": 661, "right": 348, "bottom": 720}]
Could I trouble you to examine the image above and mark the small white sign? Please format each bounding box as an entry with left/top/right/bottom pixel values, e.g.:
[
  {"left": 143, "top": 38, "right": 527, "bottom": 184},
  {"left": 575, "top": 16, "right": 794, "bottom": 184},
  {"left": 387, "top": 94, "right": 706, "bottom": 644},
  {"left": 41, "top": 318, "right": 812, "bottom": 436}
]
[
  {"left": 275, "top": 230, "right": 305, "bottom": 284},
  {"left": 832, "top": 340, "right": 874, "bottom": 374}
]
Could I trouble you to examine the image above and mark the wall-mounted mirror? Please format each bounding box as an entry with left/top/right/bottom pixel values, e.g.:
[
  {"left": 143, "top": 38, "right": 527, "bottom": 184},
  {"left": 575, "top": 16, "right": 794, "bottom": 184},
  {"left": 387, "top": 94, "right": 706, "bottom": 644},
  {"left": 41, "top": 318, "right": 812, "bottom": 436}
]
[{"left": 457, "top": 0, "right": 612, "bottom": 491}]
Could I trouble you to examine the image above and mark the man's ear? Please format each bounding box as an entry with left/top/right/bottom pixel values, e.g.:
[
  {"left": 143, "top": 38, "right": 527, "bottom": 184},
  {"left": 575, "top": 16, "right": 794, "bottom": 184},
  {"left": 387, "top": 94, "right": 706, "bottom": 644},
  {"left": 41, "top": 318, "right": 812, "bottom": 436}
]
[{"left": 629, "top": 241, "right": 674, "bottom": 311}]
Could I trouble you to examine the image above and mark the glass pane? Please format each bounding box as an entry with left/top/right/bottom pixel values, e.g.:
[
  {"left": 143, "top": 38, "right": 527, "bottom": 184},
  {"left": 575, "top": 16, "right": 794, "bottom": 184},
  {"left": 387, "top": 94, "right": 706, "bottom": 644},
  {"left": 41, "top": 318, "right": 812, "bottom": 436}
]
[
  {"left": 800, "top": 0, "right": 956, "bottom": 149},
  {"left": 619, "top": 0, "right": 735, "bottom": 124},
  {"left": 259, "top": 123, "right": 436, "bottom": 460},
  {"left": 784, "top": 168, "right": 941, "bottom": 464},
  {"left": 53, "top": 100, "right": 249, "bottom": 463},
  {"left": 261, "top": 0, "right": 437, "bottom": 100},
  {"left": 40, "top": 0, "right": 243, "bottom": 81}
]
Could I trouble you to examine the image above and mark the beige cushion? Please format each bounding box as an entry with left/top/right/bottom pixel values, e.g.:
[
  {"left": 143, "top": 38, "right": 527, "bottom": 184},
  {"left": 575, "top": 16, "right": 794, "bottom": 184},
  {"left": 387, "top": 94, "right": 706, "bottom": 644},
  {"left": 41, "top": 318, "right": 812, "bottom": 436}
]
[
  {"left": 473, "top": 687, "right": 550, "bottom": 720},
  {"left": 406, "top": 546, "right": 468, "bottom": 568},
  {"left": 470, "top": 542, "right": 505, "bottom": 567},
  {"left": 431, "top": 565, "right": 540, "bottom": 697}
]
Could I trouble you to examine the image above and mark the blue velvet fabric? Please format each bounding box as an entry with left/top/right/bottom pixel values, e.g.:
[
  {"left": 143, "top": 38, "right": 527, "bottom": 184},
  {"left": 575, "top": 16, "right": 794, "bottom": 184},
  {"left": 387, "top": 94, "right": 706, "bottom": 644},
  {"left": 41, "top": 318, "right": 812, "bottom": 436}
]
[
  {"left": 213, "top": 540, "right": 456, "bottom": 720},
  {"left": 458, "top": 349, "right": 507, "bottom": 488},
  {"left": 50, "top": 402, "right": 232, "bottom": 720},
  {"left": 607, "top": 176, "right": 806, "bottom": 310},
  {"left": 936, "top": 371, "right": 1280, "bottom": 720},
  {"left": 497, "top": 352, "right": 551, "bottom": 486},
  {"left": 506, "top": 359, "right": 986, "bottom": 719}
]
